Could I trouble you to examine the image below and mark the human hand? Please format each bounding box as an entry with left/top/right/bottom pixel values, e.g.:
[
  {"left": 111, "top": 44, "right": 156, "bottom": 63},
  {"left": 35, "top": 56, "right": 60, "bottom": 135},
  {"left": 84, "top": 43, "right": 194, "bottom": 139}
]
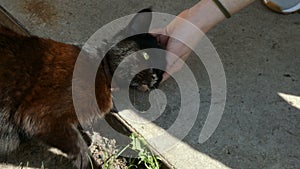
[
  {"left": 151, "top": 10, "right": 202, "bottom": 82},
  {"left": 151, "top": 0, "right": 255, "bottom": 83}
]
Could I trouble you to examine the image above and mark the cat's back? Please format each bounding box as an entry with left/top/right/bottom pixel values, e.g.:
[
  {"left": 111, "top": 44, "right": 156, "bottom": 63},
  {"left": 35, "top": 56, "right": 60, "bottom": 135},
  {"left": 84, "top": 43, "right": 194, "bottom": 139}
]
[{"left": 0, "top": 26, "right": 80, "bottom": 115}]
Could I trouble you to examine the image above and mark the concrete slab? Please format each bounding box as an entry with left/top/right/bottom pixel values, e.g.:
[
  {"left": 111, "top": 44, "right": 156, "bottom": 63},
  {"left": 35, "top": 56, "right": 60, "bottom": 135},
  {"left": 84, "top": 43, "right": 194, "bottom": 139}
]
[
  {"left": 0, "top": 6, "right": 30, "bottom": 36},
  {"left": 0, "top": 0, "right": 299, "bottom": 169},
  {"left": 117, "top": 110, "right": 230, "bottom": 169}
]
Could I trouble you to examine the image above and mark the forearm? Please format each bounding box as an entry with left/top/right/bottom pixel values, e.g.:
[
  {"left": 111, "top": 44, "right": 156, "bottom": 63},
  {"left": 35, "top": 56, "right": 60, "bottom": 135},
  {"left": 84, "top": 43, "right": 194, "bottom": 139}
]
[
  {"left": 186, "top": 0, "right": 256, "bottom": 32},
  {"left": 158, "top": 0, "right": 256, "bottom": 81}
]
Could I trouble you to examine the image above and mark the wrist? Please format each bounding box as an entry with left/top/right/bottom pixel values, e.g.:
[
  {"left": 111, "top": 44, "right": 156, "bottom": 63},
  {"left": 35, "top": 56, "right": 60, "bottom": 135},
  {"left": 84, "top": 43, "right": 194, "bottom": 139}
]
[
  {"left": 185, "top": 0, "right": 255, "bottom": 33},
  {"left": 186, "top": 0, "right": 225, "bottom": 33}
]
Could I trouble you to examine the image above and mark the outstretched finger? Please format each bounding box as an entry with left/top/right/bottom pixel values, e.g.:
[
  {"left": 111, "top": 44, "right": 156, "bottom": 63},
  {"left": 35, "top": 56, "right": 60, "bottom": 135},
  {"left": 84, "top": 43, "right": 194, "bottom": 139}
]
[{"left": 161, "top": 58, "right": 185, "bottom": 82}]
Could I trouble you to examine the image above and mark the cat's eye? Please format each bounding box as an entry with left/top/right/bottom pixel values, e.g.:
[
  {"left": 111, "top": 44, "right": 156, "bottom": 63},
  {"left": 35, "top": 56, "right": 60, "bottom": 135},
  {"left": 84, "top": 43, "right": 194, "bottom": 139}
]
[{"left": 142, "top": 52, "right": 150, "bottom": 60}]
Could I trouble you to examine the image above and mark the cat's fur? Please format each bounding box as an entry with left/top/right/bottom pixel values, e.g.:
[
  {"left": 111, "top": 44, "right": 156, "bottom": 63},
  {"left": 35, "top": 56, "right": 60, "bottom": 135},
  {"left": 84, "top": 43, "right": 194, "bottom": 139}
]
[
  {"left": 105, "top": 8, "right": 166, "bottom": 92},
  {"left": 0, "top": 24, "right": 111, "bottom": 169},
  {"left": 0, "top": 8, "right": 165, "bottom": 169}
]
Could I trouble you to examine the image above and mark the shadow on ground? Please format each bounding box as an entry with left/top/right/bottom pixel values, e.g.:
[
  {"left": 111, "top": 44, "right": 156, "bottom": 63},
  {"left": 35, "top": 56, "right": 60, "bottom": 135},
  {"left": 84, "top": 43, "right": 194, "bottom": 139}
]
[{"left": 0, "top": 141, "right": 73, "bottom": 169}]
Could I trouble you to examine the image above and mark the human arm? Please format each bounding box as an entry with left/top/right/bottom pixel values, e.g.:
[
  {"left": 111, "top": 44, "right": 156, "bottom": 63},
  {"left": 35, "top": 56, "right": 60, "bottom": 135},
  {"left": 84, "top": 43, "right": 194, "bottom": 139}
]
[{"left": 153, "top": 0, "right": 256, "bottom": 82}]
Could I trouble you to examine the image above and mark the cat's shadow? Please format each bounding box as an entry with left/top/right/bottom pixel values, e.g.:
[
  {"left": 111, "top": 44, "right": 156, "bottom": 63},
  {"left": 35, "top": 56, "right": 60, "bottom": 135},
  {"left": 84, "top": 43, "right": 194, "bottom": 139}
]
[{"left": 0, "top": 141, "right": 74, "bottom": 169}]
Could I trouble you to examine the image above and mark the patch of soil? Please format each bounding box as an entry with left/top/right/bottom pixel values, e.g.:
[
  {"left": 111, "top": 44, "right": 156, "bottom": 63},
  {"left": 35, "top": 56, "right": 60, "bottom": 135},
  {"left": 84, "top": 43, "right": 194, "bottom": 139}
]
[{"left": 90, "top": 133, "right": 127, "bottom": 169}]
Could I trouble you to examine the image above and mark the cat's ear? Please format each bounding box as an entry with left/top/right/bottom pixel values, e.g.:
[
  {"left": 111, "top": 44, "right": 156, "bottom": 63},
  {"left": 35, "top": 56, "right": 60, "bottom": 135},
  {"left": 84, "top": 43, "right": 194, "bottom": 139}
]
[{"left": 126, "top": 8, "right": 152, "bottom": 36}]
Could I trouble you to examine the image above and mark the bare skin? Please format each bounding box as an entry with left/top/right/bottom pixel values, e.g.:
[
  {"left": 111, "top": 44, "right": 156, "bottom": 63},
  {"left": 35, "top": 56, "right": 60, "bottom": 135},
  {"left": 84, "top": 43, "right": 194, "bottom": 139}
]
[{"left": 152, "top": 0, "right": 256, "bottom": 82}]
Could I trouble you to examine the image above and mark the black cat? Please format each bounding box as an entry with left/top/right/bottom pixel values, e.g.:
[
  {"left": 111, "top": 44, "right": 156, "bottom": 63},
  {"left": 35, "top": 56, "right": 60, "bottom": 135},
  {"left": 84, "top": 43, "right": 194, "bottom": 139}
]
[
  {"left": 0, "top": 8, "right": 165, "bottom": 169},
  {"left": 105, "top": 8, "right": 166, "bottom": 92}
]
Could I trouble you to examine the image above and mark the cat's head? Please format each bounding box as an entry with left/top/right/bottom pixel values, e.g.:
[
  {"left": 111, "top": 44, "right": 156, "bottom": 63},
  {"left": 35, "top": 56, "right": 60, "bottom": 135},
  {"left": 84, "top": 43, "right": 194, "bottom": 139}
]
[{"left": 104, "top": 8, "right": 166, "bottom": 92}]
